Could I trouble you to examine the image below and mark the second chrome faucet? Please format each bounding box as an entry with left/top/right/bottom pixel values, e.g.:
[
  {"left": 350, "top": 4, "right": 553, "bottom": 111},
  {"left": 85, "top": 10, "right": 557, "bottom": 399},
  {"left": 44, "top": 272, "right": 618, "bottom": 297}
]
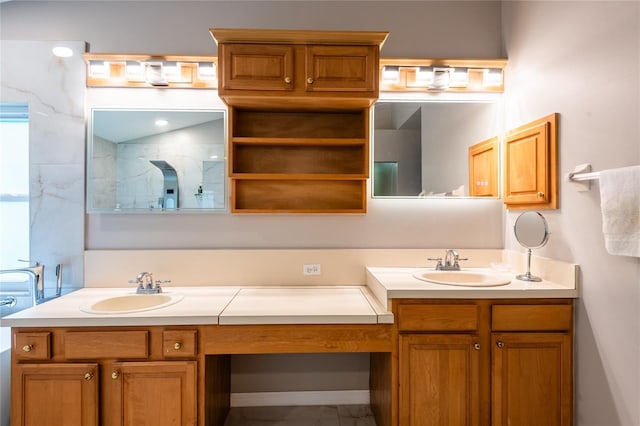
[{"left": 429, "top": 249, "right": 468, "bottom": 271}]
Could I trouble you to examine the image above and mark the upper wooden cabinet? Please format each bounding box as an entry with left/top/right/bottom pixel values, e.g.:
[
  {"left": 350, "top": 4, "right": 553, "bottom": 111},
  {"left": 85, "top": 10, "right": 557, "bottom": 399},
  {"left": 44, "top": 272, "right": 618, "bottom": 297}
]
[
  {"left": 211, "top": 28, "right": 387, "bottom": 108},
  {"left": 211, "top": 28, "right": 387, "bottom": 213},
  {"left": 504, "top": 113, "right": 558, "bottom": 209}
]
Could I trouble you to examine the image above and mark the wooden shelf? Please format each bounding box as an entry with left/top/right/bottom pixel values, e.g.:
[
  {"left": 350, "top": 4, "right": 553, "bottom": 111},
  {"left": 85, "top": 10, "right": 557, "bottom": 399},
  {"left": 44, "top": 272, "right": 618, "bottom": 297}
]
[
  {"left": 232, "top": 179, "right": 366, "bottom": 213},
  {"left": 231, "top": 137, "right": 366, "bottom": 146}
]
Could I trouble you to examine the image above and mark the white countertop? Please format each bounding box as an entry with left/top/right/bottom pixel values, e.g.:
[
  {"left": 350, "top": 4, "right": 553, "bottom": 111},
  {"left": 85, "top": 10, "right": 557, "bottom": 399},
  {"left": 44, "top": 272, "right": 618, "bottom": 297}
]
[
  {"left": 2, "top": 264, "right": 577, "bottom": 328},
  {"left": 366, "top": 266, "right": 578, "bottom": 306},
  {"left": 1, "top": 285, "right": 391, "bottom": 327},
  {"left": 219, "top": 287, "right": 384, "bottom": 325},
  {"left": 0, "top": 287, "right": 240, "bottom": 327}
]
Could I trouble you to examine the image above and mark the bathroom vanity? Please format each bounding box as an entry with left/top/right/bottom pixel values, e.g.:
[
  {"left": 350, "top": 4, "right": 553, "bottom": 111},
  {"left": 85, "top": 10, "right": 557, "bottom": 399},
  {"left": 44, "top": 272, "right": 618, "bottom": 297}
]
[{"left": 6, "top": 251, "right": 577, "bottom": 426}]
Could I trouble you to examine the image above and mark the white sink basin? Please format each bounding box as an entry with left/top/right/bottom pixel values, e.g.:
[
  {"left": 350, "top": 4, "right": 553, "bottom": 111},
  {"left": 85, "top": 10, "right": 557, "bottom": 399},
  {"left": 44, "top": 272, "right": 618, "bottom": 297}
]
[
  {"left": 413, "top": 270, "right": 511, "bottom": 287},
  {"left": 80, "top": 293, "right": 184, "bottom": 314}
]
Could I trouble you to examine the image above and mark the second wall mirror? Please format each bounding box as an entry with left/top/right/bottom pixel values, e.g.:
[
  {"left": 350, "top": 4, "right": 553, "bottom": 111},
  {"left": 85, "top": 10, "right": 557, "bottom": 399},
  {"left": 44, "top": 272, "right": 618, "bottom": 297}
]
[{"left": 372, "top": 97, "right": 502, "bottom": 198}]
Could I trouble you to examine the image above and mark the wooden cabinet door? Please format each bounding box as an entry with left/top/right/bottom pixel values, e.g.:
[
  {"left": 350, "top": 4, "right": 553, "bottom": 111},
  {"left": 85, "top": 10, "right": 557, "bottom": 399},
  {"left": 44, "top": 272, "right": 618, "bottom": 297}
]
[
  {"left": 399, "top": 334, "right": 481, "bottom": 426},
  {"left": 491, "top": 332, "right": 572, "bottom": 426},
  {"left": 220, "top": 43, "right": 294, "bottom": 91},
  {"left": 305, "top": 45, "right": 378, "bottom": 93},
  {"left": 503, "top": 113, "right": 558, "bottom": 209},
  {"left": 106, "top": 361, "right": 197, "bottom": 426},
  {"left": 11, "top": 363, "right": 98, "bottom": 426}
]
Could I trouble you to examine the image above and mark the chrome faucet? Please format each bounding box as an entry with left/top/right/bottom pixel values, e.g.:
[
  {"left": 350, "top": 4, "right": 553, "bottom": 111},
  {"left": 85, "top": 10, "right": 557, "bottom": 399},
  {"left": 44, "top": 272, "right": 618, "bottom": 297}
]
[
  {"left": 130, "top": 272, "right": 165, "bottom": 294},
  {"left": 0, "top": 260, "right": 45, "bottom": 305},
  {"left": 429, "top": 250, "right": 468, "bottom": 271}
]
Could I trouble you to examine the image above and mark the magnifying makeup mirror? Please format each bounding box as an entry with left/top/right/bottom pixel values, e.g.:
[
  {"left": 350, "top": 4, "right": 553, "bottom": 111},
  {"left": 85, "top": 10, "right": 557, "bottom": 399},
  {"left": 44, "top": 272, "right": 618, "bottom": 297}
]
[{"left": 514, "top": 211, "right": 549, "bottom": 282}]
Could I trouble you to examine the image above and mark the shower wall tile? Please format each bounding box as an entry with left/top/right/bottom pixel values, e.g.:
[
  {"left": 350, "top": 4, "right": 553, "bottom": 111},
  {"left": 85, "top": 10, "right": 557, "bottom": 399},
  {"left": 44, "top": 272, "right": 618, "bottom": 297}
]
[{"left": 1, "top": 40, "right": 86, "bottom": 292}]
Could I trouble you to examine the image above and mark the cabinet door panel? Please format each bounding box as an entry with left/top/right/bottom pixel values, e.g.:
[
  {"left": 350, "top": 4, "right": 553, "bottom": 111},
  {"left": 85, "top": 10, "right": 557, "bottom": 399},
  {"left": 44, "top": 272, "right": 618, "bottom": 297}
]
[
  {"left": 221, "top": 44, "right": 294, "bottom": 91},
  {"left": 504, "top": 113, "right": 558, "bottom": 209},
  {"left": 305, "top": 45, "right": 377, "bottom": 92},
  {"left": 400, "top": 334, "right": 480, "bottom": 426},
  {"left": 492, "top": 333, "right": 572, "bottom": 426},
  {"left": 12, "top": 363, "right": 98, "bottom": 426},
  {"left": 107, "top": 361, "right": 197, "bottom": 426}
]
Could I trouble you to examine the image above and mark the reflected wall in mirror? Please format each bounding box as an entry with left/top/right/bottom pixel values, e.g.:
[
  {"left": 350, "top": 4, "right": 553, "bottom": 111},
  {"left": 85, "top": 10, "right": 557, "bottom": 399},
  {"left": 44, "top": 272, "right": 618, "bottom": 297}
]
[
  {"left": 88, "top": 109, "right": 226, "bottom": 212},
  {"left": 372, "top": 99, "right": 501, "bottom": 198}
]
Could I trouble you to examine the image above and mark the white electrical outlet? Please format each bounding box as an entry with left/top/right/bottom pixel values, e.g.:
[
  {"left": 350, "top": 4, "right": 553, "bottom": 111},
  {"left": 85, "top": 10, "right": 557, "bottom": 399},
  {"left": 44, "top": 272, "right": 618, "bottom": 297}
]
[{"left": 303, "top": 264, "right": 321, "bottom": 276}]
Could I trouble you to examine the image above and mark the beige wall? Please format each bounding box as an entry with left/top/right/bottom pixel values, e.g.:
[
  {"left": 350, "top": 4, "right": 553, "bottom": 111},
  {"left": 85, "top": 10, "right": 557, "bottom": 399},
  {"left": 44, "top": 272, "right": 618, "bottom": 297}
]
[{"left": 502, "top": 2, "right": 640, "bottom": 425}]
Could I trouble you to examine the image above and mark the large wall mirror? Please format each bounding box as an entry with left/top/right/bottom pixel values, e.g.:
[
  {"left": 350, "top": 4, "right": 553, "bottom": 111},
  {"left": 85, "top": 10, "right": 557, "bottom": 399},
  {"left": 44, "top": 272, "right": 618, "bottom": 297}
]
[
  {"left": 87, "top": 108, "right": 226, "bottom": 212},
  {"left": 372, "top": 96, "right": 502, "bottom": 198}
]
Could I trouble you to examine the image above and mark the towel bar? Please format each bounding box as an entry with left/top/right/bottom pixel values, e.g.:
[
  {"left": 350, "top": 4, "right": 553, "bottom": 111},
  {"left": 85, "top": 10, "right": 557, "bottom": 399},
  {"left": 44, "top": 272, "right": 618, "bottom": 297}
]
[{"left": 568, "top": 171, "right": 600, "bottom": 182}]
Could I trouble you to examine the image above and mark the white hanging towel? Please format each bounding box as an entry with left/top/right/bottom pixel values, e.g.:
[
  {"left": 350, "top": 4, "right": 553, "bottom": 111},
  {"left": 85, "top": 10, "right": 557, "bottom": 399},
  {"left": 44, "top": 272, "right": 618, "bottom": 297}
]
[{"left": 599, "top": 165, "right": 640, "bottom": 257}]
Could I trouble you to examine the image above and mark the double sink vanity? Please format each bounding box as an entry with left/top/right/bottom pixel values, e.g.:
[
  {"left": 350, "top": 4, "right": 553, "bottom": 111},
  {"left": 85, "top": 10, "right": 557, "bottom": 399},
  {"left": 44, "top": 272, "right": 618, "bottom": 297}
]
[
  {"left": 5, "top": 249, "right": 578, "bottom": 426},
  {"left": 7, "top": 27, "right": 572, "bottom": 426}
]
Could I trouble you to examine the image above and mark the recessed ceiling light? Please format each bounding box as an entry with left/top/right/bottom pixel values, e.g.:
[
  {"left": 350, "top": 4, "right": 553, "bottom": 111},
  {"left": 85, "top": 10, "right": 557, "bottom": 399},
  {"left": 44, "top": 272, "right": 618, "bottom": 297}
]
[
  {"left": 155, "top": 119, "right": 169, "bottom": 127},
  {"left": 52, "top": 46, "right": 73, "bottom": 58}
]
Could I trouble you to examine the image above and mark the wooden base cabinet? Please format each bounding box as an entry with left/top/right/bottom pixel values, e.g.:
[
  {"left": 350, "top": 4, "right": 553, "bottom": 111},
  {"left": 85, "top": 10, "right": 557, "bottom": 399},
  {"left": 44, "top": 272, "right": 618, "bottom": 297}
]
[
  {"left": 491, "top": 333, "right": 572, "bottom": 426},
  {"left": 11, "top": 328, "right": 198, "bottom": 426},
  {"left": 12, "top": 363, "right": 99, "bottom": 426},
  {"left": 400, "top": 334, "right": 481, "bottom": 426},
  {"left": 395, "top": 299, "right": 573, "bottom": 426}
]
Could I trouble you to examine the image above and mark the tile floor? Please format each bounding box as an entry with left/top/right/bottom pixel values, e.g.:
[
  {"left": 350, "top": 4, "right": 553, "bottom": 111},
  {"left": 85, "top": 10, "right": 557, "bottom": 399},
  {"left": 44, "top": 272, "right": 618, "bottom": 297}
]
[{"left": 224, "top": 405, "right": 377, "bottom": 426}]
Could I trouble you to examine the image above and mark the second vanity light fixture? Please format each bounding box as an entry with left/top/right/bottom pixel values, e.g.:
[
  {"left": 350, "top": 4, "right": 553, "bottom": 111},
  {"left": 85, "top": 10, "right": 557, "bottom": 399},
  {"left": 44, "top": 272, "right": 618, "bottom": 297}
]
[
  {"left": 381, "top": 58, "right": 506, "bottom": 92},
  {"left": 83, "top": 53, "right": 217, "bottom": 88}
]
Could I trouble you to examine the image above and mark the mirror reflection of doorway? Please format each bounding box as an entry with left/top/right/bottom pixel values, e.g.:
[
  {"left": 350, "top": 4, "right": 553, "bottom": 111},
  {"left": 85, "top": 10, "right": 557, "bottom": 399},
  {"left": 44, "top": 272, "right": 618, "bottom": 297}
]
[{"left": 374, "top": 161, "right": 398, "bottom": 196}]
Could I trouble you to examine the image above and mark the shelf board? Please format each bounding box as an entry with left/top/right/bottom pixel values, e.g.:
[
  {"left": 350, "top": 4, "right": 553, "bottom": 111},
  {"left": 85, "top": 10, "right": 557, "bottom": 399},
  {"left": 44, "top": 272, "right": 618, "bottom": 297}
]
[
  {"left": 230, "top": 174, "right": 368, "bottom": 180},
  {"left": 232, "top": 137, "right": 367, "bottom": 146}
]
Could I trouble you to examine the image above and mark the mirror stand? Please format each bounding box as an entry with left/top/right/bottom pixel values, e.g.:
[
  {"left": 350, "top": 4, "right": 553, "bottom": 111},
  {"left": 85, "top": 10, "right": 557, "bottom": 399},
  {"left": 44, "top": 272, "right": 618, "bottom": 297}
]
[
  {"left": 516, "top": 248, "right": 541, "bottom": 282},
  {"left": 513, "top": 211, "right": 549, "bottom": 282}
]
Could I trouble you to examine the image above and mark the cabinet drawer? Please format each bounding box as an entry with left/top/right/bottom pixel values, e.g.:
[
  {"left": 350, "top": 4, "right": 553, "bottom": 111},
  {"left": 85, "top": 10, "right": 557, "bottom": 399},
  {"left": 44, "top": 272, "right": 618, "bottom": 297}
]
[
  {"left": 14, "top": 332, "right": 51, "bottom": 360},
  {"left": 398, "top": 304, "right": 479, "bottom": 332},
  {"left": 492, "top": 304, "right": 572, "bottom": 331},
  {"left": 63, "top": 330, "right": 149, "bottom": 359},
  {"left": 163, "top": 330, "right": 197, "bottom": 358}
]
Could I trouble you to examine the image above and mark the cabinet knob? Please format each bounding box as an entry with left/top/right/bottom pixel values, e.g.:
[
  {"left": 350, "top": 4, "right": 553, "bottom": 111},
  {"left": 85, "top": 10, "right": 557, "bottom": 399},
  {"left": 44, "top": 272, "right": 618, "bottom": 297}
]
[
  {"left": 22, "top": 344, "right": 33, "bottom": 352},
  {"left": 307, "top": 77, "right": 314, "bottom": 84},
  {"left": 497, "top": 341, "right": 505, "bottom": 348},
  {"left": 84, "top": 372, "right": 94, "bottom": 381},
  {"left": 173, "top": 342, "right": 182, "bottom": 350},
  {"left": 537, "top": 192, "right": 545, "bottom": 198},
  {"left": 111, "top": 371, "right": 120, "bottom": 380},
  {"left": 473, "top": 343, "right": 481, "bottom": 350},
  {"left": 284, "top": 76, "right": 292, "bottom": 84}
]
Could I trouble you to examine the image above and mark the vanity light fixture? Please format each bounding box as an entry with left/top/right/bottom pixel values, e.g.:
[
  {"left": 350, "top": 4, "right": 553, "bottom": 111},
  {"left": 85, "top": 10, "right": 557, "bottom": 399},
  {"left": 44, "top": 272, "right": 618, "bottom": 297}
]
[
  {"left": 145, "top": 62, "right": 168, "bottom": 86},
  {"left": 415, "top": 66, "right": 433, "bottom": 83},
  {"left": 162, "top": 61, "right": 181, "bottom": 78},
  {"left": 380, "top": 58, "right": 506, "bottom": 93},
  {"left": 197, "top": 62, "right": 216, "bottom": 80},
  {"left": 125, "top": 61, "right": 145, "bottom": 80},
  {"left": 429, "top": 68, "right": 451, "bottom": 90},
  {"left": 382, "top": 66, "right": 400, "bottom": 82},
  {"left": 88, "top": 60, "right": 109, "bottom": 78},
  {"left": 83, "top": 53, "right": 218, "bottom": 89},
  {"left": 483, "top": 68, "right": 503, "bottom": 87},
  {"left": 450, "top": 67, "right": 470, "bottom": 87},
  {"left": 52, "top": 46, "right": 73, "bottom": 58}
]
